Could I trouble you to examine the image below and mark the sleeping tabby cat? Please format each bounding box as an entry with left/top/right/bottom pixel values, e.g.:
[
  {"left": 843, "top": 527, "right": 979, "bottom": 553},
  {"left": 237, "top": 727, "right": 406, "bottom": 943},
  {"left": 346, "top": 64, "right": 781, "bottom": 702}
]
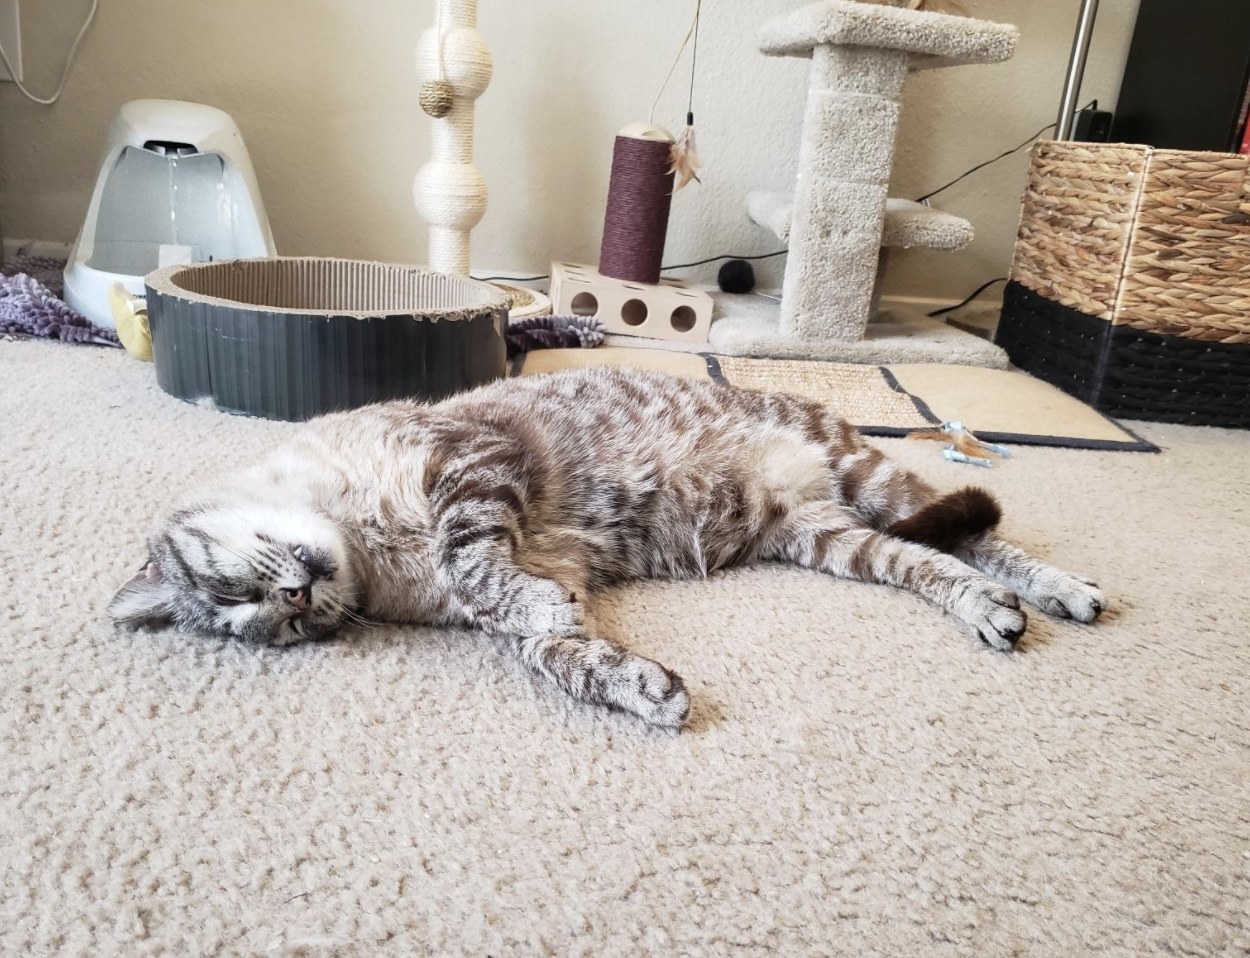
[{"left": 109, "top": 367, "right": 1105, "bottom": 727}]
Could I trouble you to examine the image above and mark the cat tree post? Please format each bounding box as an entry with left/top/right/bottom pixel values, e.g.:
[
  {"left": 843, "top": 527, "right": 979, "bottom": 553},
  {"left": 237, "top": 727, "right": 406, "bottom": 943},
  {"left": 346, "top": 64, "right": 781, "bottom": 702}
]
[
  {"left": 414, "top": 0, "right": 492, "bottom": 275},
  {"left": 782, "top": 43, "right": 909, "bottom": 341}
]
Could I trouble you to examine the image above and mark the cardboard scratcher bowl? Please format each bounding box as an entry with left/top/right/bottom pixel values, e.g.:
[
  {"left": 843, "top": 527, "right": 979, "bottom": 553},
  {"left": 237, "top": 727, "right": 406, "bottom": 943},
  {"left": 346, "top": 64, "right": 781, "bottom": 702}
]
[{"left": 145, "top": 257, "right": 509, "bottom": 421}]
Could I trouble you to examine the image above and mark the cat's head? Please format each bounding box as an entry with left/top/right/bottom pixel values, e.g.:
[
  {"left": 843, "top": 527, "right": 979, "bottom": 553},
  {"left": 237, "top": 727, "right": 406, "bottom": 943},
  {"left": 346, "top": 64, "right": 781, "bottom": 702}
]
[{"left": 108, "top": 498, "right": 359, "bottom": 646}]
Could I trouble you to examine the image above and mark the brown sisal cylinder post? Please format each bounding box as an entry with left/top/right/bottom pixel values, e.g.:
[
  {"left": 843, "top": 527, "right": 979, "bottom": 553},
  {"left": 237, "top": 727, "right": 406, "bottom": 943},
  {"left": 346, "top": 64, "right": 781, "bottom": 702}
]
[{"left": 598, "top": 124, "right": 676, "bottom": 285}]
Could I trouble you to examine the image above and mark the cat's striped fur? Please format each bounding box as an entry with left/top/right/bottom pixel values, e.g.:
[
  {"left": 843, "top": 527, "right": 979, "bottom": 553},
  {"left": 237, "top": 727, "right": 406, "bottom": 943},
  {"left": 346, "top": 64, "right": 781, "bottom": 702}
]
[{"left": 110, "top": 367, "right": 1105, "bottom": 727}]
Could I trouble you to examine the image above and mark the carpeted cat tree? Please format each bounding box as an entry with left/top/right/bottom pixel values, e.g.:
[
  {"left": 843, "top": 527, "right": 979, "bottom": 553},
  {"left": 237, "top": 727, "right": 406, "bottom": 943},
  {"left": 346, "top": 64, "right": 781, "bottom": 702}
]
[{"left": 707, "top": 0, "right": 1019, "bottom": 367}]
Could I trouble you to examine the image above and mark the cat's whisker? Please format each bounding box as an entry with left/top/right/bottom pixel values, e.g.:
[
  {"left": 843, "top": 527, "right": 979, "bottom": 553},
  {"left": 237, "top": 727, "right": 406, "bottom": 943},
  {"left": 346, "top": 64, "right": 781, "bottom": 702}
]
[
  {"left": 339, "top": 609, "right": 377, "bottom": 628},
  {"left": 329, "top": 599, "right": 378, "bottom": 629}
]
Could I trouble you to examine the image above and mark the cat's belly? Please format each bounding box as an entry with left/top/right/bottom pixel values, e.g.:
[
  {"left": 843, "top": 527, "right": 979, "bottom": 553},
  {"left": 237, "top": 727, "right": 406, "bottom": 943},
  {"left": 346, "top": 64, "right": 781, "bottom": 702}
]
[
  {"left": 542, "top": 423, "right": 832, "bottom": 582},
  {"left": 539, "top": 469, "right": 809, "bottom": 587}
]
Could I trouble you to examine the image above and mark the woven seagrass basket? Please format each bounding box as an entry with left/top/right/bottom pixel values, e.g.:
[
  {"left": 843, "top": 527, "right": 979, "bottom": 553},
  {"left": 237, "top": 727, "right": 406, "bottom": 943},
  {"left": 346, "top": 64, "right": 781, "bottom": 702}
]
[{"left": 996, "top": 140, "right": 1250, "bottom": 428}]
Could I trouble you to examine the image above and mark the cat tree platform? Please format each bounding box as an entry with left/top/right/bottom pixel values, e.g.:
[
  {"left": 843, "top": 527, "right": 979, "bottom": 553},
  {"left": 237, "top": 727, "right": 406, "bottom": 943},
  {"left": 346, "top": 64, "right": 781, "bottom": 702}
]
[
  {"left": 707, "top": 294, "right": 1010, "bottom": 368},
  {"left": 746, "top": 193, "right": 975, "bottom": 251},
  {"left": 707, "top": 1, "right": 1017, "bottom": 367}
]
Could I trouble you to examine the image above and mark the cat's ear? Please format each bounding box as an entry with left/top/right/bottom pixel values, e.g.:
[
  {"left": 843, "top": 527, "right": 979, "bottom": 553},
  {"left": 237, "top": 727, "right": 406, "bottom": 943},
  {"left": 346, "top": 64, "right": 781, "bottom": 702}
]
[{"left": 108, "top": 561, "right": 176, "bottom": 629}]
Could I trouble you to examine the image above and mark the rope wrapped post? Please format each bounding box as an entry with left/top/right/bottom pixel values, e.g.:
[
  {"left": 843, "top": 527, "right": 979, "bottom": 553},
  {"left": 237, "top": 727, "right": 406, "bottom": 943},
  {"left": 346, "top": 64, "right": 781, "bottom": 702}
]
[
  {"left": 414, "top": 0, "right": 492, "bottom": 275},
  {"left": 598, "top": 123, "right": 676, "bottom": 285}
]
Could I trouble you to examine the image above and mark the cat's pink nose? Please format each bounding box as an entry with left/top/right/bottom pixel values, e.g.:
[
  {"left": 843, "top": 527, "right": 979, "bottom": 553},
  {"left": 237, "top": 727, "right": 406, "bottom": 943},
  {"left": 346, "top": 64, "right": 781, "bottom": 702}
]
[{"left": 282, "top": 586, "right": 310, "bottom": 611}]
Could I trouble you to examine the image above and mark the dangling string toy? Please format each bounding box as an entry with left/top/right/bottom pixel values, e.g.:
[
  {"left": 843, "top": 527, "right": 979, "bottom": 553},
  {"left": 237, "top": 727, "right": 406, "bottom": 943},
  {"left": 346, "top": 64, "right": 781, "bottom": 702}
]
[
  {"left": 908, "top": 421, "right": 1012, "bottom": 468},
  {"left": 649, "top": 0, "right": 704, "bottom": 192}
]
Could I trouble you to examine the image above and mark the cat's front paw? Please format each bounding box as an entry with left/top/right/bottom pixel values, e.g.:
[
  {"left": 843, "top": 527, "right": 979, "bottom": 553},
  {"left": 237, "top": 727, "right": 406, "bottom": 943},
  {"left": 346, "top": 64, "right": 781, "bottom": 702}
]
[
  {"left": 1035, "top": 574, "right": 1106, "bottom": 623},
  {"left": 615, "top": 656, "right": 690, "bottom": 729},
  {"left": 961, "top": 584, "right": 1027, "bottom": 651}
]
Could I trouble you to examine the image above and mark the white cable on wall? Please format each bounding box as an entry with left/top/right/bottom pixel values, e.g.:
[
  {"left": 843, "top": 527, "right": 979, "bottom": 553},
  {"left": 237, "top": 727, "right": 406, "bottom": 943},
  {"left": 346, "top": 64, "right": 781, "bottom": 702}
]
[{"left": 0, "top": 0, "right": 98, "bottom": 106}]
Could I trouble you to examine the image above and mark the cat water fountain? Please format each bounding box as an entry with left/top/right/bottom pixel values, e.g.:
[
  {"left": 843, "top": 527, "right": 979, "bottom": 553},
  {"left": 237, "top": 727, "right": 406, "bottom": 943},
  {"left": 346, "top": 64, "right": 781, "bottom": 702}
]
[{"left": 63, "top": 99, "right": 276, "bottom": 329}]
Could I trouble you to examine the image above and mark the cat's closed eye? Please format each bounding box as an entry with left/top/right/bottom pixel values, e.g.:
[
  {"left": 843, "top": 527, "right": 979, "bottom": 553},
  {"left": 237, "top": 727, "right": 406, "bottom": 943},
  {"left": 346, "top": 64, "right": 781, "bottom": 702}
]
[{"left": 209, "top": 591, "right": 255, "bottom": 607}]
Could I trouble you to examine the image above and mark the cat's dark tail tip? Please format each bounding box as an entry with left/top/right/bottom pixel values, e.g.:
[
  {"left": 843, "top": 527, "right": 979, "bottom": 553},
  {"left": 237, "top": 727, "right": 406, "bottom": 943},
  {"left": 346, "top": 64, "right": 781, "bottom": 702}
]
[{"left": 887, "top": 487, "right": 1002, "bottom": 553}]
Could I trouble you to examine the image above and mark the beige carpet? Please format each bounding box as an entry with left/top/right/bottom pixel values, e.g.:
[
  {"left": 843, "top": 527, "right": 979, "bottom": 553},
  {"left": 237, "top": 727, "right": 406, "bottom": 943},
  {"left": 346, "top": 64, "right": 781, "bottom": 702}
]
[{"left": 3, "top": 339, "right": 1248, "bottom": 956}]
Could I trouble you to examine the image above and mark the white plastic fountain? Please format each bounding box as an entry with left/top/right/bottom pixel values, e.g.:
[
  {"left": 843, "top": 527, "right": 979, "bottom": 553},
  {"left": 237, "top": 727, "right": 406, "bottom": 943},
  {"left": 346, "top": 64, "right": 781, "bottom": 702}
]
[{"left": 63, "top": 99, "right": 276, "bottom": 329}]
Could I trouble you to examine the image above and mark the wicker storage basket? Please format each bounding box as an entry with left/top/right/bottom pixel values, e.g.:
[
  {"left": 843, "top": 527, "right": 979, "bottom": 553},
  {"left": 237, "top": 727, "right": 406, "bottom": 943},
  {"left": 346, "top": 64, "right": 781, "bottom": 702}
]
[{"left": 996, "top": 140, "right": 1250, "bottom": 427}]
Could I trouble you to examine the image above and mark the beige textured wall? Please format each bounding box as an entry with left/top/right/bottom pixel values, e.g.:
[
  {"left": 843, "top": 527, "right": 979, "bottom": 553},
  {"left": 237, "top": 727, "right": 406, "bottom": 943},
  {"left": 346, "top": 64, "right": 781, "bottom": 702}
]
[{"left": 0, "top": 0, "right": 1139, "bottom": 301}]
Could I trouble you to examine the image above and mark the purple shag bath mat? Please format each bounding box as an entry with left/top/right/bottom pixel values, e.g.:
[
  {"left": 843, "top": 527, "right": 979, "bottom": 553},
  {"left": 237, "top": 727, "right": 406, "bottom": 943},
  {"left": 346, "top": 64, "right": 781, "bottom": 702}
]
[{"left": 1, "top": 255, "right": 120, "bottom": 347}]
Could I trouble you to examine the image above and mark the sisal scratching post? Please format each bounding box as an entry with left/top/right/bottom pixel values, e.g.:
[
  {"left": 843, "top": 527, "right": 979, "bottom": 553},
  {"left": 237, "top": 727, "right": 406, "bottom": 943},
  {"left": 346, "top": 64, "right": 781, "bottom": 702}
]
[
  {"left": 599, "top": 126, "right": 675, "bottom": 285},
  {"left": 414, "top": 0, "right": 492, "bottom": 275}
]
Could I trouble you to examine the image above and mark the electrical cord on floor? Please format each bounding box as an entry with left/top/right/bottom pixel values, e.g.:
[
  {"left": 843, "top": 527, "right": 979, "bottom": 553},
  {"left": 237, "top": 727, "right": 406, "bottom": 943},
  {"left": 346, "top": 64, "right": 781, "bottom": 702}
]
[
  {"left": 473, "top": 273, "right": 551, "bottom": 283},
  {"left": 0, "top": 0, "right": 98, "bottom": 106},
  {"left": 661, "top": 248, "right": 788, "bottom": 271},
  {"left": 927, "top": 277, "right": 1007, "bottom": 317}
]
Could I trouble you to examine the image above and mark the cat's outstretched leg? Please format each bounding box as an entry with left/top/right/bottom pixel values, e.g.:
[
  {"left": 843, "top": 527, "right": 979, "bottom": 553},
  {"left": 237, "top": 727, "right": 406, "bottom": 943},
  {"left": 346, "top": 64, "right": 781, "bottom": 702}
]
[
  {"left": 430, "top": 472, "right": 689, "bottom": 726},
  {"left": 955, "top": 532, "right": 1105, "bottom": 623},
  {"left": 507, "top": 629, "right": 689, "bottom": 728},
  {"left": 765, "top": 502, "right": 1027, "bottom": 649},
  {"left": 816, "top": 431, "right": 1108, "bottom": 625},
  {"left": 449, "top": 564, "right": 690, "bottom": 727},
  {"left": 869, "top": 481, "right": 1108, "bottom": 623}
]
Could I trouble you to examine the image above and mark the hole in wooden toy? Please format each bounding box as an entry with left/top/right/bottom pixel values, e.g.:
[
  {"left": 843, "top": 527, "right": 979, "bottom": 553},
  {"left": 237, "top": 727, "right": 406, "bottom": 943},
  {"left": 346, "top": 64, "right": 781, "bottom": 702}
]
[
  {"left": 670, "top": 305, "right": 697, "bottom": 332},
  {"left": 621, "top": 299, "right": 648, "bottom": 327},
  {"left": 571, "top": 292, "right": 599, "bottom": 316}
]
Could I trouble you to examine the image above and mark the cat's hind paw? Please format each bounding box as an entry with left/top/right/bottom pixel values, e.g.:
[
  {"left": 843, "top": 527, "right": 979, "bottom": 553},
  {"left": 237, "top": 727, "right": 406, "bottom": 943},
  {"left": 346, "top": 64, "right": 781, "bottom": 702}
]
[
  {"left": 963, "top": 585, "right": 1027, "bottom": 651},
  {"left": 1034, "top": 574, "right": 1106, "bottom": 623}
]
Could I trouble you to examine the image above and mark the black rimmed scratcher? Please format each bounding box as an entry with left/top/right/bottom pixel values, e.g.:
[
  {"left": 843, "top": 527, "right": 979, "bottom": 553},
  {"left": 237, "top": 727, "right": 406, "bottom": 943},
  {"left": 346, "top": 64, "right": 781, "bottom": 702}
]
[{"left": 145, "top": 258, "right": 508, "bottom": 421}]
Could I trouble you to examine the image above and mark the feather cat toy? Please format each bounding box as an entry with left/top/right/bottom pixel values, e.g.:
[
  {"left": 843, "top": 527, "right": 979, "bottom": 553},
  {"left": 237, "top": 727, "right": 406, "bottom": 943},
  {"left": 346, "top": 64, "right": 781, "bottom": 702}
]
[
  {"left": 908, "top": 421, "right": 1012, "bottom": 468},
  {"left": 669, "top": 111, "right": 702, "bottom": 192},
  {"left": 653, "top": 0, "right": 703, "bottom": 192}
]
